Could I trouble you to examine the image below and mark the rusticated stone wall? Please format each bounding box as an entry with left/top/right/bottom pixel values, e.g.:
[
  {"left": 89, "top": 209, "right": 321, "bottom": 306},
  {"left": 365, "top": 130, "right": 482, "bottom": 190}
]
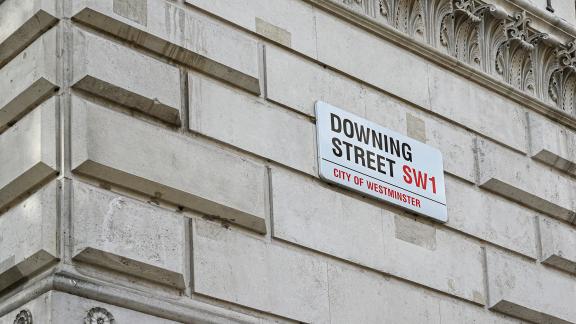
[{"left": 0, "top": 0, "right": 575, "bottom": 323}]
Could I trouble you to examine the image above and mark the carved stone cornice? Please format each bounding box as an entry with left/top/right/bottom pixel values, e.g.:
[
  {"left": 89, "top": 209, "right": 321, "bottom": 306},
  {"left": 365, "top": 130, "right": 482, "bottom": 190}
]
[{"left": 306, "top": 0, "right": 576, "bottom": 129}]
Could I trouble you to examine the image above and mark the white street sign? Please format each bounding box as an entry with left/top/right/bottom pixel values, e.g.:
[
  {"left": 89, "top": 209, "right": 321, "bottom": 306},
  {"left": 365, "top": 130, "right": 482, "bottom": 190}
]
[{"left": 316, "top": 101, "right": 447, "bottom": 222}]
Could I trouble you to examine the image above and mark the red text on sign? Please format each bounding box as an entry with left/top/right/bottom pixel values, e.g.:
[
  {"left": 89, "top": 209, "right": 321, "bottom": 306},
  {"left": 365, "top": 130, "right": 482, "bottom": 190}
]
[{"left": 402, "top": 165, "right": 437, "bottom": 194}]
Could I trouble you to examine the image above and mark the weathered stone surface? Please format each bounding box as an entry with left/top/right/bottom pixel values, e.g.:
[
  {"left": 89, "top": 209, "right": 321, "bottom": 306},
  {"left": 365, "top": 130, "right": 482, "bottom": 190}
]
[
  {"left": 477, "top": 138, "right": 576, "bottom": 222},
  {"left": 445, "top": 176, "right": 537, "bottom": 259},
  {"left": 72, "top": 0, "right": 260, "bottom": 94},
  {"left": 382, "top": 211, "right": 485, "bottom": 304},
  {"left": 539, "top": 216, "right": 576, "bottom": 275},
  {"left": 184, "top": 0, "right": 317, "bottom": 57},
  {"left": 265, "top": 45, "right": 367, "bottom": 117},
  {"left": 0, "top": 98, "right": 58, "bottom": 211},
  {"left": 271, "top": 167, "right": 385, "bottom": 270},
  {"left": 266, "top": 46, "right": 476, "bottom": 182},
  {"left": 367, "top": 101, "right": 477, "bottom": 183},
  {"left": 70, "top": 96, "right": 268, "bottom": 233},
  {"left": 328, "top": 261, "right": 524, "bottom": 324},
  {"left": 192, "top": 218, "right": 330, "bottom": 323},
  {"left": 0, "top": 182, "right": 58, "bottom": 292},
  {"left": 0, "top": 292, "right": 51, "bottom": 324},
  {"left": 428, "top": 65, "right": 528, "bottom": 153},
  {"left": 71, "top": 181, "right": 186, "bottom": 288},
  {"left": 0, "top": 29, "right": 57, "bottom": 131},
  {"left": 529, "top": 112, "right": 576, "bottom": 176},
  {"left": 71, "top": 28, "right": 181, "bottom": 125},
  {"left": 189, "top": 74, "right": 316, "bottom": 175},
  {"left": 486, "top": 248, "right": 576, "bottom": 323},
  {"left": 0, "top": 0, "right": 58, "bottom": 67},
  {"left": 315, "top": 11, "right": 432, "bottom": 110},
  {"left": 271, "top": 167, "right": 485, "bottom": 304},
  {"left": 51, "top": 291, "right": 181, "bottom": 323}
]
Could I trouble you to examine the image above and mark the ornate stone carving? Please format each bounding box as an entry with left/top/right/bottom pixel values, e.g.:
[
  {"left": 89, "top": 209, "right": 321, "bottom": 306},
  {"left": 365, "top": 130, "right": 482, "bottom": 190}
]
[
  {"left": 327, "top": 0, "right": 576, "bottom": 116},
  {"left": 85, "top": 307, "right": 115, "bottom": 324},
  {"left": 13, "top": 310, "right": 32, "bottom": 324},
  {"left": 548, "top": 41, "right": 576, "bottom": 113}
]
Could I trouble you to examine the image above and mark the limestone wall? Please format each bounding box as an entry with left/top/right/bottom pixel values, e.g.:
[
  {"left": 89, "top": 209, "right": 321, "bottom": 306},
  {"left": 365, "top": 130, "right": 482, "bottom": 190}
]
[{"left": 0, "top": 0, "right": 575, "bottom": 323}]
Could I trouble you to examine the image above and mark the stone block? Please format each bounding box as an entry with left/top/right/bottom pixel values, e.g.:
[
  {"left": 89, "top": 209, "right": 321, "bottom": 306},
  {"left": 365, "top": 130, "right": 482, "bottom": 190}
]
[
  {"left": 381, "top": 211, "right": 485, "bottom": 304},
  {"left": 445, "top": 176, "right": 537, "bottom": 259},
  {"left": 315, "top": 11, "right": 432, "bottom": 110},
  {"left": 266, "top": 46, "right": 476, "bottom": 182},
  {"left": 271, "top": 167, "right": 385, "bottom": 270},
  {"left": 265, "top": 45, "right": 367, "bottom": 117},
  {"left": 71, "top": 0, "right": 260, "bottom": 94},
  {"left": 477, "top": 138, "right": 576, "bottom": 223},
  {"left": 328, "top": 261, "right": 524, "bottom": 324},
  {"left": 71, "top": 181, "right": 186, "bottom": 288},
  {"left": 189, "top": 74, "right": 316, "bottom": 175},
  {"left": 486, "top": 248, "right": 576, "bottom": 323},
  {"left": 0, "top": 0, "right": 58, "bottom": 67},
  {"left": 428, "top": 65, "right": 528, "bottom": 153},
  {"left": 0, "top": 29, "right": 58, "bottom": 131},
  {"left": 184, "top": 0, "right": 317, "bottom": 57},
  {"left": 271, "top": 168, "right": 485, "bottom": 304},
  {"left": 70, "top": 96, "right": 268, "bottom": 233},
  {"left": 192, "top": 218, "right": 330, "bottom": 323},
  {"left": 0, "top": 182, "right": 58, "bottom": 292},
  {"left": 0, "top": 292, "right": 51, "bottom": 324},
  {"left": 51, "top": 292, "right": 181, "bottom": 323},
  {"left": 71, "top": 28, "right": 181, "bottom": 125},
  {"left": 539, "top": 216, "right": 576, "bottom": 275},
  {"left": 0, "top": 98, "right": 58, "bottom": 211},
  {"left": 529, "top": 112, "right": 576, "bottom": 176}
]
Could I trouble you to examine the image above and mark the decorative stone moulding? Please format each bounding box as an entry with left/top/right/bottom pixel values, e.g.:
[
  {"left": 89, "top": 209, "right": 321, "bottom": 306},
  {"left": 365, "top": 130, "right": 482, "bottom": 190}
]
[
  {"left": 13, "top": 309, "right": 33, "bottom": 324},
  {"left": 329, "top": 0, "right": 576, "bottom": 117},
  {"left": 85, "top": 307, "right": 115, "bottom": 324}
]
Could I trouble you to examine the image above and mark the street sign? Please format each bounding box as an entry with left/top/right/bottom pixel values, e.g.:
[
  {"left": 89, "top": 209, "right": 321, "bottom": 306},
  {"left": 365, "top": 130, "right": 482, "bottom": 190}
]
[{"left": 316, "top": 101, "right": 447, "bottom": 222}]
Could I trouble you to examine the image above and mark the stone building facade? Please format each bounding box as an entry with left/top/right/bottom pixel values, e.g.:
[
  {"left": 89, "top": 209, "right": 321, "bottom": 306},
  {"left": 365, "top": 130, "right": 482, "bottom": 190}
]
[{"left": 0, "top": 0, "right": 576, "bottom": 322}]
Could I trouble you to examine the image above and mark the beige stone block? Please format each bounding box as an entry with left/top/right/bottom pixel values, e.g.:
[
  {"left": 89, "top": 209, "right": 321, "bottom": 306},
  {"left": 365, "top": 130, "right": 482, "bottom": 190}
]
[
  {"left": 70, "top": 96, "right": 268, "bottom": 233},
  {"left": 0, "top": 182, "right": 58, "bottom": 292},
  {"left": 189, "top": 74, "right": 316, "bottom": 175},
  {"left": 429, "top": 65, "right": 528, "bottom": 153},
  {"left": 265, "top": 45, "right": 367, "bottom": 117},
  {"left": 486, "top": 248, "right": 576, "bottom": 323},
  {"left": 71, "top": 181, "right": 186, "bottom": 288},
  {"left": 315, "top": 11, "right": 432, "bottom": 110},
  {"left": 51, "top": 292, "right": 180, "bottom": 323},
  {"left": 0, "top": 29, "right": 58, "bottom": 131},
  {"left": 0, "top": 0, "right": 58, "bottom": 67},
  {"left": 184, "top": 0, "right": 317, "bottom": 57},
  {"left": 271, "top": 168, "right": 484, "bottom": 303},
  {"left": 71, "top": 28, "right": 181, "bottom": 125},
  {"left": 0, "top": 98, "right": 58, "bottom": 210},
  {"left": 539, "top": 216, "right": 576, "bottom": 275},
  {"left": 71, "top": 0, "right": 260, "bottom": 94},
  {"left": 192, "top": 218, "right": 330, "bottom": 323},
  {"left": 477, "top": 138, "right": 576, "bottom": 222},
  {"left": 382, "top": 212, "right": 485, "bottom": 304},
  {"left": 271, "top": 167, "right": 385, "bottom": 270},
  {"left": 328, "top": 261, "right": 524, "bottom": 324},
  {"left": 445, "top": 176, "right": 537, "bottom": 259},
  {"left": 529, "top": 112, "right": 576, "bottom": 176}
]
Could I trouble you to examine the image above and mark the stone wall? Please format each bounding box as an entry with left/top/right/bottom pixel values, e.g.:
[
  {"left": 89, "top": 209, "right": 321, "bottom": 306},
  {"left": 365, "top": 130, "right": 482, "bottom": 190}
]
[{"left": 0, "top": 0, "right": 575, "bottom": 323}]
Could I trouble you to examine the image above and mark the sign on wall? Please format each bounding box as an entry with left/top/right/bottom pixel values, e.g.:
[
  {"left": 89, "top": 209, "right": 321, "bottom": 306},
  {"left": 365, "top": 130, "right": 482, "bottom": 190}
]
[{"left": 316, "top": 101, "right": 447, "bottom": 222}]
